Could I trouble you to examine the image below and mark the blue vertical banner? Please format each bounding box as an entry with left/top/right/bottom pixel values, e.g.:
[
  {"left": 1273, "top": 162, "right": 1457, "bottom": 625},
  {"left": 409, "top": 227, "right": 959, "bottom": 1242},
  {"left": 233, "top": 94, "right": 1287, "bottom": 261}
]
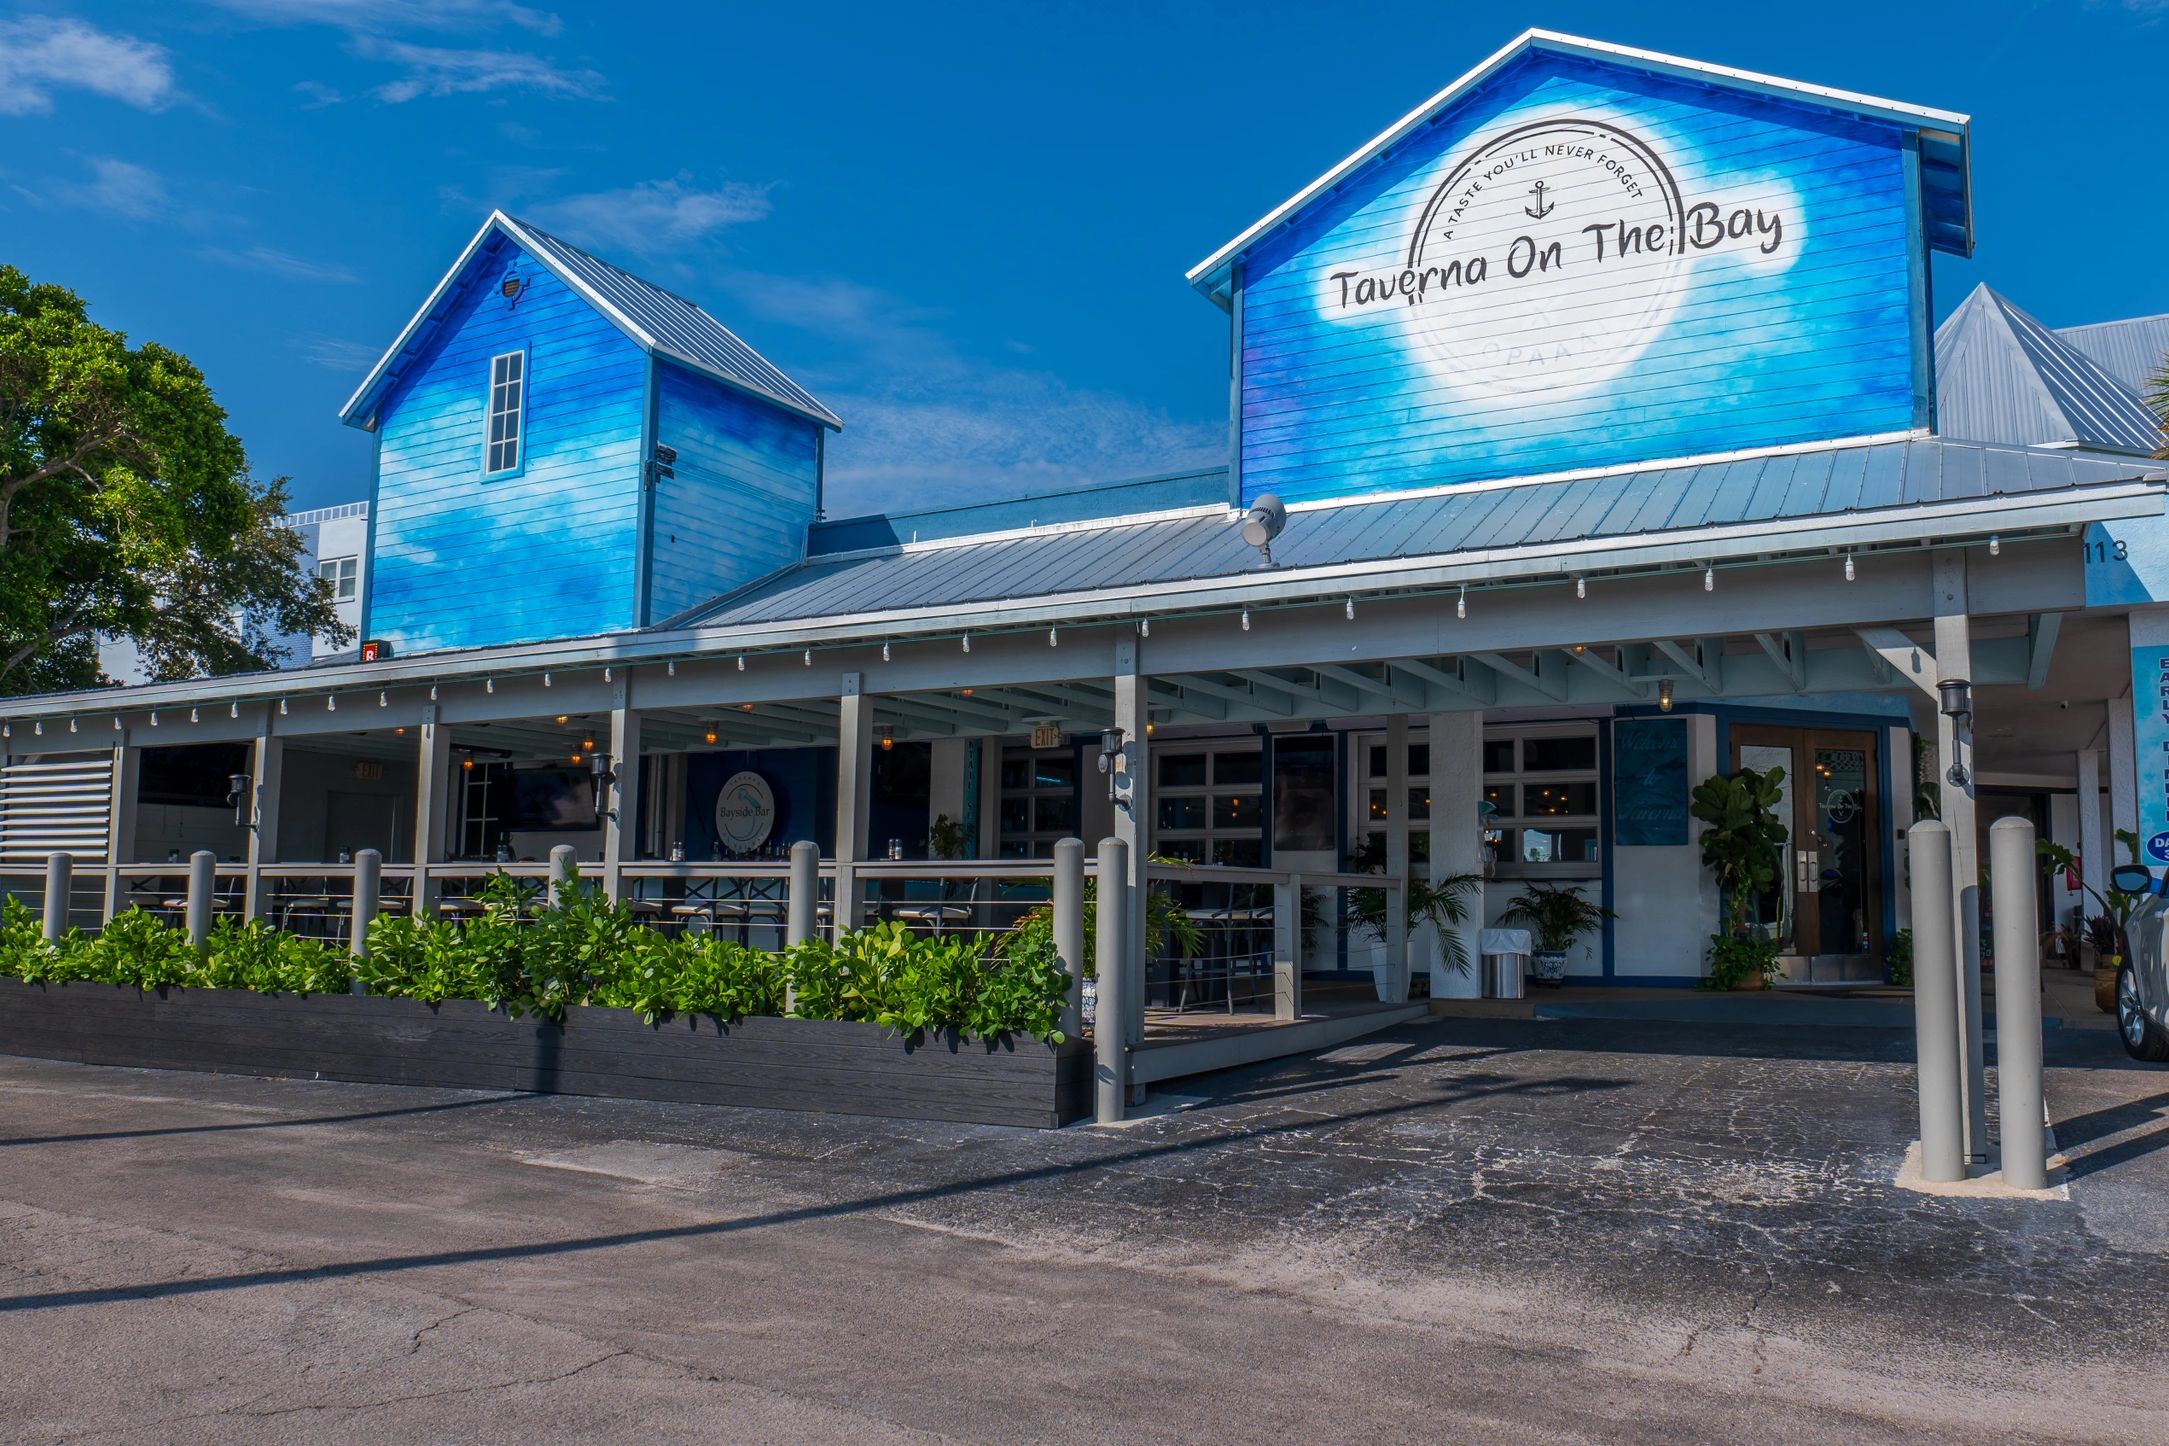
[
  {"left": 1613, "top": 718, "right": 1689, "bottom": 847},
  {"left": 2134, "top": 645, "right": 2169, "bottom": 865}
]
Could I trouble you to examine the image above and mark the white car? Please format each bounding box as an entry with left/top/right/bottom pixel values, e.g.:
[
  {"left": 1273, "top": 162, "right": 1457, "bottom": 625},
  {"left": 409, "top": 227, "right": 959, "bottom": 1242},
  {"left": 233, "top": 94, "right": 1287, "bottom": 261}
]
[{"left": 2111, "top": 865, "right": 2169, "bottom": 1062}]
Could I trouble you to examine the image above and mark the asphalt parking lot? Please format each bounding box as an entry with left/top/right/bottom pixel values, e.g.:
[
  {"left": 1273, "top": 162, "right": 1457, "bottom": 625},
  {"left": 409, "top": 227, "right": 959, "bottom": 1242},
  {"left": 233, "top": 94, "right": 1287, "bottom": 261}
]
[{"left": 1, "top": 1015, "right": 2164, "bottom": 1443}]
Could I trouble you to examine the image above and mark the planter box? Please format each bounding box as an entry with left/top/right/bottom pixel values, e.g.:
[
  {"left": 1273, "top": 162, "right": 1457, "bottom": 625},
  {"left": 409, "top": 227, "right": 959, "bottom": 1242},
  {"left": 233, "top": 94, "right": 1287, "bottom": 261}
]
[{"left": 0, "top": 981, "right": 1090, "bottom": 1129}]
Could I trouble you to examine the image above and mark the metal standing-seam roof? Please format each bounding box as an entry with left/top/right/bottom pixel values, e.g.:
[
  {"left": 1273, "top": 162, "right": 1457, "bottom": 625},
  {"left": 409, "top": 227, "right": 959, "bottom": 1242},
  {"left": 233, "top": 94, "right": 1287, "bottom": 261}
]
[
  {"left": 1934, "top": 285, "right": 2162, "bottom": 455},
  {"left": 2056, "top": 312, "right": 2169, "bottom": 398},
  {"left": 340, "top": 211, "right": 841, "bottom": 432},
  {"left": 672, "top": 437, "right": 2164, "bottom": 631}
]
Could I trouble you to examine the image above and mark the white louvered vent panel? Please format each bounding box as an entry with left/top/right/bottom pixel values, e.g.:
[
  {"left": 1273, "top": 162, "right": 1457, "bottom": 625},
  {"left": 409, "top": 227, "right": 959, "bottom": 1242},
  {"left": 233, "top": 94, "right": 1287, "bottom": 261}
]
[{"left": 0, "top": 754, "right": 113, "bottom": 863}]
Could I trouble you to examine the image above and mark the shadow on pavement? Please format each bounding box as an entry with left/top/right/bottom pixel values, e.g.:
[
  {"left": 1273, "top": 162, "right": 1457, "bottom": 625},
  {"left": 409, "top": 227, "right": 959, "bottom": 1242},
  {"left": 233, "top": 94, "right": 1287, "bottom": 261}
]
[{"left": 0, "top": 1092, "right": 530, "bottom": 1150}]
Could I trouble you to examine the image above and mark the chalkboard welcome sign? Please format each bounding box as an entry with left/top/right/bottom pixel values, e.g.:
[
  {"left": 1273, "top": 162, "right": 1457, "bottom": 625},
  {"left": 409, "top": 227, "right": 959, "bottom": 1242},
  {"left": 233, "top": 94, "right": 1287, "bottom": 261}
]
[{"left": 1613, "top": 718, "right": 1688, "bottom": 847}]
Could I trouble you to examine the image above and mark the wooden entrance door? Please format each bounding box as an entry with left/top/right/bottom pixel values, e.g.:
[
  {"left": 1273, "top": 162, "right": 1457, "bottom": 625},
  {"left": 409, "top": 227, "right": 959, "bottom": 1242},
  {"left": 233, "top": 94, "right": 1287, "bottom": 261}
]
[{"left": 1731, "top": 725, "right": 1883, "bottom": 982}]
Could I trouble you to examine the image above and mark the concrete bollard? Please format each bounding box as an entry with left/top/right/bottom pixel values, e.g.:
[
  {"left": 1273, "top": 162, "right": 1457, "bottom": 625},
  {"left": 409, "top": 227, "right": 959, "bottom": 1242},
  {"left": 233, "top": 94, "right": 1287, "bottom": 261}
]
[
  {"left": 349, "top": 849, "right": 380, "bottom": 995},
  {"left": 1094, "top": 837, "right": 1129, "bottom": 1124},
  {"left": 185, "top": 850, "right": 217, "bottom": 953},
  {"left": 1908, "top": 822, "right": 1966, "bottom": 1183},
  {"left": 1053, "top": 838, "right": 1084, "bottom": 1040},
  {"left": 42, "top": 851, "right": 71, "bottom": 944},
  {"left": 1989, "top": 817, "right": 2048, "bottom": 1189},
  {"left": 547, "top": 844, "right": 577, "bottom": 908},
  {"left": 786, "top": 841, "right": 818, "bottom": 948}
]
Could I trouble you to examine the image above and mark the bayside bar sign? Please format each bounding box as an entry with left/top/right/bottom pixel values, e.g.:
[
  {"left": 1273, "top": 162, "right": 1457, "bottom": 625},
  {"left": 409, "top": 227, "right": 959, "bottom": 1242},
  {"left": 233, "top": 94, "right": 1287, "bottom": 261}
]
[
  {"left": 2136, "top": 647, "right": 2169, "bottom": 866},
  {"left": 1323, "top": 115, "right": 1791, "bottom": 402}
]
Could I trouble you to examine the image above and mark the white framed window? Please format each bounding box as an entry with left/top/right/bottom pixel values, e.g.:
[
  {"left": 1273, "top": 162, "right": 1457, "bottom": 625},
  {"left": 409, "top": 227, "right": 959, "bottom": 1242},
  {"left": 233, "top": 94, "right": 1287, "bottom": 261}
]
[
  {"left": 1352, "top": 722, "right": 1601, "bottom": 877},
  {"left": 485, "top": 349, "right": 526, "bottom": 475},
  {"left": 998, "top": 748, "right": 1079, "bottom": 859},
  {"left": 1153, "top": 742, "right": 1264, "bottom": 867},
  {"left": 316, "top": 555, "right": 358, "bottom": 602}
]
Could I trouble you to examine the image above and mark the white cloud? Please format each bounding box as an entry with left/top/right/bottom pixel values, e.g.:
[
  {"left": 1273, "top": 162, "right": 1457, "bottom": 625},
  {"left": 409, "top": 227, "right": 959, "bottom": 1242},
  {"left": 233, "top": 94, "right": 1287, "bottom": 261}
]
[
  {"left": 0, "top": 17, "right": 176, "bottom": 116},
  {"left": 724, "top": 273, "right": 1221, "bottom": 514},
  {"left": 202, "top": 1, "right": 563, "bottom": 34},
  {"left": 293, "top": 334, "right": 384, "bottom": 372},
  {"left": 353, "top": 36, "right": 605, "bottom": 102},
  {"left": 200, "top": 245, "right": 361, "bottom": 284},
  {"left": 532, "top": 177, "right": 771, "bottom": 255},
  {"left": 52, "top": 157, "right": 168, "bottom": 220}
]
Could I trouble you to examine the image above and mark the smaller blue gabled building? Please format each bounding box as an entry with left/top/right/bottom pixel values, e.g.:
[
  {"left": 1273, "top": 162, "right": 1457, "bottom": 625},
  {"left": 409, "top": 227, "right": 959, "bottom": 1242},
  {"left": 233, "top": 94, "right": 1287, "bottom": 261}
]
[{"left": 339, "top": 212, "right": 841, "bottom": 657}]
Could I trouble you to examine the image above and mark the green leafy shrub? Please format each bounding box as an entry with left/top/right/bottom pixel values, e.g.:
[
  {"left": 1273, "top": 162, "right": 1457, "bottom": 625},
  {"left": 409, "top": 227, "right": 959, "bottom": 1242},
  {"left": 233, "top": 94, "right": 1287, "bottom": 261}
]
[
  {"left": 1705, "top": 932, "right": 1781, "bottom": 990},
  {"left": 1885, "top": 927, "right": 1913, "bottom": 988},
  {"left": 201, "top": 917, "right": 351, "bottom": 995}
]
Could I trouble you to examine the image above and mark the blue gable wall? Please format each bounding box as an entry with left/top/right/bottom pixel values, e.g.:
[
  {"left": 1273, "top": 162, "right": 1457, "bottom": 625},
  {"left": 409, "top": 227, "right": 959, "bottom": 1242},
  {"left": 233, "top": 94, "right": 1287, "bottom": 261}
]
[
  {"left": 1237, "top": 51, "right": 1923, "bottom": 506},
  {"left": 645, "top": 361, "right": 821, "bottom": 624},
  {"left": 364, "top": 235, "right": 647, "bottom": 653}
]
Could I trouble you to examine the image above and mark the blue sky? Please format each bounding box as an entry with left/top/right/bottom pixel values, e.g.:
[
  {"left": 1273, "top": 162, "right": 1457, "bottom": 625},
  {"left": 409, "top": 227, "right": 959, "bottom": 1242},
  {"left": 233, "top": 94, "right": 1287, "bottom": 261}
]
[{"left": 2, "top": 1, "right": 2164, "bottom": 516}]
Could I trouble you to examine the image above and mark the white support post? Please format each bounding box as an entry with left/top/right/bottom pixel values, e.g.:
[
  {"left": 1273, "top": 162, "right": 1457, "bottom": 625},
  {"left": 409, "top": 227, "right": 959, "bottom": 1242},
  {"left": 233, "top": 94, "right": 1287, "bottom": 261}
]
[
  {"left": 103, "top": 740, "right": 138, "bottom": 922},
  {"left": 1931, "top": 551, "right": 1986, "bottom": 1164},
  {"left": 1428, "top": 710, "right": 1485, "bottom": 999},
  {"left": 976, "top": 736, "right": 1004, "bottom": 860},
  {"left": 1053, "top": 837, "right": 1085, "bottom": 1039},
  {"left": 603, "top": 700, "right": 641, "bottom": 900},
  {"left": 2076, "top": 747, "right": 2105, "bottom": 937},
  {"left": 349, "top": 848, "right": 380, "bottom": 994},
  {"left": 1273, "top": 872, "right": 1305, "bottom": 1021},
  {"left": 1383, "top": 713, "right": 1411, "bottom": 1003},
  {"left": 834, "top": 674, "right": 870, "bottom": 939},
  {"left": 243, "top": 732, "right": 283, "bottom": 920},
  {"left": 412, "top": 711, "right": 450, "bottom": 917},
  {"left": 1112, "top": 637, "right": 1150, "bottom": 1064}
]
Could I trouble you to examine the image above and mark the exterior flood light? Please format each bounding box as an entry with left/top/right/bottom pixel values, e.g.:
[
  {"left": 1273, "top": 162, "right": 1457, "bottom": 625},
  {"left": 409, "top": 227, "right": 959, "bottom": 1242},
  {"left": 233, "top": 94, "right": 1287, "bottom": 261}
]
[
  {"left": 1937, "top": 677, "right": 1972, "bottom": 723},
  {"left": 1098, "top": 728, "right": 1126, "bottom": 802},
  {"left": 590, "top": 753, "right": 617, "bottom": 813},
  {"left": 1241, "top": 494, "right": 1287, "bottom": 564},
  {"left": 226, "top": 773, "right": 252, "bottom": 826}
]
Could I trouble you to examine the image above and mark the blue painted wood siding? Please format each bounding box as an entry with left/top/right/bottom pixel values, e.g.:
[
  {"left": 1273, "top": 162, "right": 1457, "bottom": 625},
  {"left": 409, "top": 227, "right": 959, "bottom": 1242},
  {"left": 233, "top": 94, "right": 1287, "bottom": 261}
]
[
  {"left": 1238, "top": 53, "right": 1921, "bottom": 506},
  {"left": 645, "top": 361, "right": 820, "bottom": 623},
  {"left": 365, "top": 236, "right": 646, "bottom": 653}
]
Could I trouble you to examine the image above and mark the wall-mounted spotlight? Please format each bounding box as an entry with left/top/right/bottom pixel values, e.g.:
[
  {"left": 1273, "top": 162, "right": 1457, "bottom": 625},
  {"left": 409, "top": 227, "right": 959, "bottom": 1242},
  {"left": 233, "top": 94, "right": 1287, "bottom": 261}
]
[
  {"left": 1939, "top": 677, "right": 1973, "bottom": 788},
  {"left": 590, "top": 753, "right": 617, "bottom": 815},
  {"left": 1240, "top": 493, "right": 1287, "bottom": 564},
  {"left": 226, "top": 772, "right": 253, "bottom": 827},
  {"left": 1098, "top": 727, "right": 1127, "bottom": 805}
]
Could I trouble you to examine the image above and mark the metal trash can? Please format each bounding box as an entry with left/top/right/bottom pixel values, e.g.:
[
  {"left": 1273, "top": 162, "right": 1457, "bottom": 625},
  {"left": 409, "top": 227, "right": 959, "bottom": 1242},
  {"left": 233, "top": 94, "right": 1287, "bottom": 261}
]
[{"left": 1479, "top": 927, "right": 1531, "bottom": 1000}]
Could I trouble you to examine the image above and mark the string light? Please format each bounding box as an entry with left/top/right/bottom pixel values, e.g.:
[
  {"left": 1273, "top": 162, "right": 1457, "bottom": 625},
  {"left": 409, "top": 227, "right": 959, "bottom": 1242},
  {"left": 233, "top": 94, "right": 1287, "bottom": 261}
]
[
  {"left": 326, "top": 696, "right": 337, "bottom": 712},
  {"left": 277, "top": 700, "right": 286, "bottom": 716},
  {"left": 1844, "top": 551, "right": 1855, "bottom": 581},
  {"left": 429, "top": 685, "right": 437, "bottom": 701},
  {"left": 555, "top": 714, "right": 568, "bottom": 724},
  {"left": 878, "top": 725, "right": 895, "bottom": 752},
  {"left": 1989, "top": 535, "right": 2000, "bottom": 556},
  {"left": 543, "top": 672, "right": 552, "bottom": 687},
  {"left": 151, "top": 712, "right": 160, "bottom": 726},
  {"left": 962, "top": 634, "right": 972, "bottom": 653},
  {"left": 1139, "top": 618, "right": 1150, "bottom": 637},
  {"left": 1456, "top": 585, "right": 1467, "bottom": 620},
  {"left": 190, "top": 707, "right": 199, "bottom": 723},
  {"left": 230, "top": 702, "right": 239, "bottom": 718},
  {"left": 737, "top": 655, "right": 746, "bottom": 671},
  {"left": 882, "top": 641, "right": 891, "bottom": 662},
  {"left": 1240, "top": 609, "right": 1251, "bottom": 631},
  {"left": 378, "top": 691, "right": 388, "bottom": 707},
  {"left": 1049, "top": 626, "right": 1059, "bottom": 647},
  {"left": 803, "top": 648, "right": 812, "bottom": 666},
  {"left": 666, "top": 660, "right": 676, "bottom": 676},
  {"left": 485, "top": 678, "right": 494, "bottom": 693},
  {"left": 1575, "top": 576, "right": 1586, "bottom": 599},
  {"left": 703, "top": 723, "right": 718, "bottom": 745},
  {"left": 1345, "top": 597, "right": 1356, "bottom": 620}
]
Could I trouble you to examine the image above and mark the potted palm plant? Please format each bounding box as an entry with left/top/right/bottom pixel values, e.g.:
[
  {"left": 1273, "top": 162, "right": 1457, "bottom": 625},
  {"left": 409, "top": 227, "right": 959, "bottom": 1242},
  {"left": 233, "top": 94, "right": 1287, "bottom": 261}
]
[
  {"left": 1689, "top": 764, "right": 1788, "bottom": 990},
  {"left": 1499, "top": 882, "right": 1613, "bottom": 985}
]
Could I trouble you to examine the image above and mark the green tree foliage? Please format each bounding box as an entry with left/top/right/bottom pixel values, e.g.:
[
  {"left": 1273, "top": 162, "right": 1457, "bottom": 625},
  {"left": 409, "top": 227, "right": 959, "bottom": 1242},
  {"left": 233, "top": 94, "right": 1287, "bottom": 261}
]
[
  {"left": 0, "top": 265, "right": 347, "bottom": 694},
  {"left": 1689, "top": 764, "right": 1789, "bottom": 989}
]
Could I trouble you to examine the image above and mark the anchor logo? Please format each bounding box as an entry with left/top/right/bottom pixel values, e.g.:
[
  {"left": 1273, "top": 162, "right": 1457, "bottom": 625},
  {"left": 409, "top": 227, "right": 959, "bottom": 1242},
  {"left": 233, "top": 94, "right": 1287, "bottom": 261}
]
[{"left": 1524, "top": 181, "right": 1555, "bottom": 220}]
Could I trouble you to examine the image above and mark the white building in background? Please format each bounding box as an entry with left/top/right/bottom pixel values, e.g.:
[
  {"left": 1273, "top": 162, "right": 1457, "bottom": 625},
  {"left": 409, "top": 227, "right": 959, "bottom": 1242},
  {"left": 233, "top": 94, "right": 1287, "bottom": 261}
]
[{"left": 97, "top": 500, "right": 371, "bottom": 684}]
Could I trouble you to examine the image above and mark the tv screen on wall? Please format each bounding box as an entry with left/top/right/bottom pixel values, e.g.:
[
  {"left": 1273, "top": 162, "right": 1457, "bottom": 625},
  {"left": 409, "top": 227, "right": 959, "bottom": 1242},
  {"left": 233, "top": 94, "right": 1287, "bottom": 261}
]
[{"left": 503, "top": 768, "right": 598, "bottom": 830}]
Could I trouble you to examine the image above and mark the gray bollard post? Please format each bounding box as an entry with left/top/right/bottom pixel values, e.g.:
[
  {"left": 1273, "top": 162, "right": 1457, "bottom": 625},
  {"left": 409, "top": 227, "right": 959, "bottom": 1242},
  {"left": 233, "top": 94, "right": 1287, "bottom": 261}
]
[
  {"left": 547, "top": 844, "right": 577, "bottom": 908},
  {"left": 1908, "top": 822, "right": 1966, "bottom": 1183},
  {"left": 1989, "top": 817, "right": 2048, "bottom": 1189},
  {"left": 786, "top": 841, "right": 819, "bottom": 947},
  {"left": 42, "top": 851, "right": 71, "bottom": 943},
  {"left": 348, "top": 849, "right": 380, "bottom": 995},
  {"left": 185, "top": 849, "right": 216, "bottom": 953},
  {"left": 1053, "top": 838, "right": 1084, "bottom": 1040},
  {"left": 1094, "top": 838, "right": 1129, "bottom": 1124}
]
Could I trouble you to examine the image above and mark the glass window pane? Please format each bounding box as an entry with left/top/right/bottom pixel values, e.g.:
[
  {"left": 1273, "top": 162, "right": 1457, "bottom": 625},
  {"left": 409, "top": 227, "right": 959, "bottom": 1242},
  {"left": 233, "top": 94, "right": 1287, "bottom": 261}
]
[
  {"left": 1035, "top": 795, "right": 1077, "bottom": 833},
  {"left": 1213, "top": 751, "right": 1261, "bottom": 787},
  {"left": 1522, "top": 780, "right": 1597, "bottom": 816},
  {"left": 1408, "top": 787, "right": 1430, "bottom": 821},
  {"left": 1482, "top": 739, "right": 1515, "bottom": 773},
  {"left": 999, "top": 839, "right": 1030, "bottom": 859},
  {"left": 1484, "top": 783, "right": 1516, "bottom": 814},
  {"left": 1212, "top": 794, "right": 1260, "bottom": 830},
  {"left": 1214, "top": 838, "right": 1263, "bottom": 868},
  {"left": 1161, "top": 839, "right": 1206, "bottom": 864},
  {"left": 1408, "top": 744, "right": 1429, "bottom": 778},
  {"left": 1158, "top": 753, "right": 1206, "bottom": 788},
  {"left": 1000, "top": 799, "right": 1029, "bottom": 833},
  {"left": 1520, "top": 827, "right": 1600, "bottom": 864},
  {"left": 1367, "top": 787, "right": 1388, "bottom": 822},
  {"left": 1523, "top": 735, "right": 1597, "bottom": 772},
  {"left": 1000, "top": 757, "right": 1032, "bottom": 790},
  {"left": 1034, "top": 755, "right": 1075, "bottom": 790},
  {"left": 1366, "top": 745, "right": 1386, "bottom": 778},
  {"left": 1157, "top": 796, "right": 1204, "bottom": 831}
]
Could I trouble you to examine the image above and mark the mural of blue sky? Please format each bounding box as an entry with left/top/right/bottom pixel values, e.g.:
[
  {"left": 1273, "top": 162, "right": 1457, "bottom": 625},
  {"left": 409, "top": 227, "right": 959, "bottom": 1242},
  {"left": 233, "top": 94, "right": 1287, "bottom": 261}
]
[{"left": 0, "top": 0, "right": 2164, "bottom": 516}]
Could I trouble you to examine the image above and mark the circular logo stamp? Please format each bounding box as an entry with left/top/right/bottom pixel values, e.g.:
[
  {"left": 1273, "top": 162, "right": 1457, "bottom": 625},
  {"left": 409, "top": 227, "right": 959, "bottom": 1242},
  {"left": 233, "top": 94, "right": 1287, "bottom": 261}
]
[{"left": 714, "top": 771, "right": 777, "bottom": 853}]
